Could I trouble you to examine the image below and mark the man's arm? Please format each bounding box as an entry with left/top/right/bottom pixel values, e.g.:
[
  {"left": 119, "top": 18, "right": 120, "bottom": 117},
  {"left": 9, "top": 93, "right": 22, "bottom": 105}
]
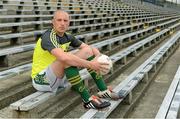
[
  {"left": 79, "top": 43, "right": 101, "bottom": 56},
  {"left": 51, "top": 48, "right": 91, "bottom": 68},
  {"left": 51, "top": 46, "right": 107, "bottom": 73}
]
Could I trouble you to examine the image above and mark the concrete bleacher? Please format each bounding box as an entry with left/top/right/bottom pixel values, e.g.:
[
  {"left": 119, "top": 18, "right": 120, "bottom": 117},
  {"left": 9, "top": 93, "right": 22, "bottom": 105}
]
[
  {"left": 7, "top": 22, "right": 180, "bottom": 117},
  {"left": 123, "top": 0, "right": 180, "bottom": 15},
  {"left": 0, "top": 14, "right": 121, "bottom": 46},
  {"left": 0, "top": 4, "right": 90, "bottom": 11},
  {"left": 2, "top": 4, "right": 173, "bottom": 66},
  {"left": 0, "top": 0, "right": 178, "bottom": 71},
  {"left": 1, "top": 15, "right": 179, "bottom": 67},
  {"left": 81, "top": 30, "right": 180, "bottom": 119},
  {"left": 8, "top": 23, "right": 180, "bottom": 117},
  {"left": 3, "top": 17, "right": 180, "bottom": 70},
  {"left": 3, "top": 20, "right": 180, "bottom": 78},
  {"left": 0, "top": 0, "right": 90, "bottom": 10},
  {"left": 0, "top": 0, "right": 180, "bottom": 118},
  {"left": 0, "top": 14, "right": 177, "bottom": 41},
  {"left": 155, "top": 66, "right": 180, "bottom": 119},
  {"left": 6, "top": 28, "right": 168, "bottom": 117}
]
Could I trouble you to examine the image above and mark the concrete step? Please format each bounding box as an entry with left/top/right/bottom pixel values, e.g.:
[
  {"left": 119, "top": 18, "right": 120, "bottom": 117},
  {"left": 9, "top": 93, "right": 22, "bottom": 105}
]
[{"left": 0, "top": 71, "right": 36, "bottom": 110}]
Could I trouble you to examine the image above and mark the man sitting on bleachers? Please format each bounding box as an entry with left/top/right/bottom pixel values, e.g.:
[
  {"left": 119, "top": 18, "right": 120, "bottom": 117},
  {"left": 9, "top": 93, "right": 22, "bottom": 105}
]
[{"left": 31, "top": 10, "right": 121, "bottom": 109}]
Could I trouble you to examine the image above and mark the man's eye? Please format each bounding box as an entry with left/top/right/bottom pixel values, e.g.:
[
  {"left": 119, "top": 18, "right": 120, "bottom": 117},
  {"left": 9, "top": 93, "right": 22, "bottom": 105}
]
[{"left": 57, "top": 19, "right": 62, "bottom": 21}]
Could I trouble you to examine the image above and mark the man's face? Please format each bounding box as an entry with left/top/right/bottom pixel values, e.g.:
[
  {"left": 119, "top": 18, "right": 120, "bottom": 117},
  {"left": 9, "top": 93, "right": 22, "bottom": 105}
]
[{"left": 52, "top": 12, "right": 70, "bottom": 35}]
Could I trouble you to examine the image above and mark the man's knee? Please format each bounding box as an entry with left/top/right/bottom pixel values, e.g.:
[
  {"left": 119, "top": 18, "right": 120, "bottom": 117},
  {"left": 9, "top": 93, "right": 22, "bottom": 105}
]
[
  {"left": 81, "top": 47, "right": 94, "bottom": 57},
  {"left": 52, "top": 60, "right": 66, "bottom": 68},
  {"left": 51, "top": 60, "right": 66, "bottom": 78}
]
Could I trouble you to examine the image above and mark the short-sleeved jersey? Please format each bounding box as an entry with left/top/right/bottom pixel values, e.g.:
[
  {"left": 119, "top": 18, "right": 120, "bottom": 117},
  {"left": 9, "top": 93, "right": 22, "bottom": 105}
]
[{"left": 31, "top": 29, "right": 82, "bottom": 79}]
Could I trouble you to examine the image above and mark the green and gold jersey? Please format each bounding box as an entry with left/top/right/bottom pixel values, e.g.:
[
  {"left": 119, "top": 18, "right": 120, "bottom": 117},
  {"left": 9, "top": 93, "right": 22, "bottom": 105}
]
[{"left": 31, "top": 29, "right": 82, "bottom": 79}]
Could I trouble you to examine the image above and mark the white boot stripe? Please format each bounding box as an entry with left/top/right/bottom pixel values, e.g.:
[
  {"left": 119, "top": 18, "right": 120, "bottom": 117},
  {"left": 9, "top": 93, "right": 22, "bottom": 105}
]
[
  {"left": 89, "top": 103, "right": 95, "bottom": 109},
  {"left": 104, "top": 93, "right": 110, "bottom": 98},
  {"left": 103, "top": 94, "right": 107, "bottom": 98},
  {"left": 87, "top": 103, "right": 90, "bottom": 108},
  {"left": 106, "top": 92, "right": 112, "bottom": 98}
]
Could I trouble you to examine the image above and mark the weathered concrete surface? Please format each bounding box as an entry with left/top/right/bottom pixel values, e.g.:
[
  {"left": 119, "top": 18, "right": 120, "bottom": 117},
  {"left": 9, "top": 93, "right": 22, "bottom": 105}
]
[
  {"left": 63, "top": 30, "right": 173, "bottom": 118},
  {"left": 0, "top": 71, "right": 36, "bottom": 111},
  {"left": 127, "top": 46, "right": 180, "bottom": 118},
  {"left": 0, "top": 35, "right": 179, "bottom": 118}
]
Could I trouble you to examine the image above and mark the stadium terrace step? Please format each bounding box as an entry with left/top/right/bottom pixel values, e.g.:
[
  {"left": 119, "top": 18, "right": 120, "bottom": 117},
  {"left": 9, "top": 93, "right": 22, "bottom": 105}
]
[
  {"left": 0, "top": 0, "right": 180, "bottom": 118},
  {"left": 1, "top": 20, "right": 180, "bottom": 67},
  {"left": 81, "top": 30, "right": 180, "bottom": 119},
  {"left": 155, "top": 66, "right": 180, "bottom": 119},
  {"left": 0, "top": 3, "right": 90, "bottom": 11}
]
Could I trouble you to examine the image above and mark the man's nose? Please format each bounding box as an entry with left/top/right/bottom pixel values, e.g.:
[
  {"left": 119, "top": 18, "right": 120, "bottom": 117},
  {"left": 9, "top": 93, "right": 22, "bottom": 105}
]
[{"left": 60, "top": 21, "right": 65, "bottom": 25}]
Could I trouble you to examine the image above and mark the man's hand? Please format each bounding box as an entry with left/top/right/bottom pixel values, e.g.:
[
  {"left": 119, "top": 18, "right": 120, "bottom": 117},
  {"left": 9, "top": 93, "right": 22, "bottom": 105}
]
[{"left": 89, "top": 55, "right": 109, "bottom": 74}]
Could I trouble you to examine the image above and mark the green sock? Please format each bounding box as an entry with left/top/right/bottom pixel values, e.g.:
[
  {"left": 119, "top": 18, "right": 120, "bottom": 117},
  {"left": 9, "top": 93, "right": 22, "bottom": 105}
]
[
  {"left": 87, "top": 55, "right": 107, "bottom": 91},
  {"left": 65, "top": 66, "right": 90, "bottom": 102}
]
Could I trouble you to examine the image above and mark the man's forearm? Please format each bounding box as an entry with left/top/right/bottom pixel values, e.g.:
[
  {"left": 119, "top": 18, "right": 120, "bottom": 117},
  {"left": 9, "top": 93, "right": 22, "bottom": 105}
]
[{"left": 62, "top": 52, "right": 92, "bottom": 68}]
